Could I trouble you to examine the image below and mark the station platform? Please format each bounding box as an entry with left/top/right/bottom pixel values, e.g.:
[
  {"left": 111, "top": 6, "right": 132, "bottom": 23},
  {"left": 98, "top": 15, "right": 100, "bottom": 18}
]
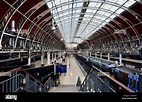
[{"left": 34, "top": 55, "right": 85, "bottom": 92}]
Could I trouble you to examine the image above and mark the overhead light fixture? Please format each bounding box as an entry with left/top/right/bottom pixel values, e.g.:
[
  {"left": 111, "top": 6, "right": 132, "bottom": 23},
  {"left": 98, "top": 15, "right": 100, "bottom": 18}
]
[
  {"left": 51, "top": 18, "right": 55, "bottom": 30},
  {"left": 11, "top": 20, "right": 16, "bottom": 32},
  {"left": 61, "top": 38, "right": 63, "bottom": 41}
]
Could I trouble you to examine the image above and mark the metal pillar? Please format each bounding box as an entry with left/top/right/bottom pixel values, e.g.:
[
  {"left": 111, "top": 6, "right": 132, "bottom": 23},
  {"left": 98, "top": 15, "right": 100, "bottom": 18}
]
[
  {"left": 47, "top": 51, "right": 50, "bottom": 65},
  {"left": 108, "top": 53, "right": 110, "bottom": 62},
  {"left": 100, "top": 52, "right": 102, "bottom": 59},
  {"left": 41, "top": 48, "right": 44, "bottom": 66},
  {"left": 95, "top": 52, "right": 97, "bottom": 58},
  {"left": 55, "top": 52, "right": 56, "bottom": 61},
  {"left": 28, "top": 49, "right": 31, "bottom": 65},
  {"left": 119, "top": 53, "right": 122, "bottom": 66},
  {"left": 89, "top": 52, "right": 91, "bottom": 56}
]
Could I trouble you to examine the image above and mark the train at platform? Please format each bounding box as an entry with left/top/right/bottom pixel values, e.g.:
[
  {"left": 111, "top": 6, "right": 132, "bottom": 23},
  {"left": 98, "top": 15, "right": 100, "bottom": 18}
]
[{"left": 76, "top": 53, "right": 142, "bottom": 92}]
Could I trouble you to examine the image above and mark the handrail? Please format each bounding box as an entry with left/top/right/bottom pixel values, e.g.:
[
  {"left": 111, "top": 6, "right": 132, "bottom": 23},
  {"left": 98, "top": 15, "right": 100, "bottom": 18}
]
[
  {"left": 0, "top": 67, "right": 54, "bottom": 88},
  {"left": 81, "top": 68, "right": 94, "bottom": 84},
  {"left": 43, "top": 76, "right": 53, "bottom": 86},
  {"left": 0, "top": 73, "right": 41, "bottom": 92},
  {"left": 92, "top": 66, "right": 135, "bottom": 92},
  {"left": 0, "top": 67, "right": 21, "bottom": 77},
  {"left": 24, "top": 64, "right": 54, "bottom": 70},
  {"left": 79, "top": 65, "right": 134, "bottom": 92}
]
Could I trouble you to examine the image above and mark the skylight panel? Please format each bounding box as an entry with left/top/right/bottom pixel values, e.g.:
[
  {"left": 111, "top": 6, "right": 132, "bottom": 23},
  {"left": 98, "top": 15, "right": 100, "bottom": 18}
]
[
  {"left": 86, "top": 8, "right": 93, "bottom": 13},
  {"left": 77, "top": 2, "right": 83, "bottom": 7},
  {"left": 47, "top": 2, "right": 52, "bottom": 8},
  {"left": 107, "top": 0, "right": 117, "bottom": 2},
  {"left": 106, "top": 18, "right": 111, "bottom": 22},
  {"left": 98, "top": 10, "right": 105, "bottom": 15},
  {"left": 104, "top": 12, "right": 111, "bottom": 16},
  {"left": 116, "top": 8, "right": 124, "bottom": 14},
  {"left": 96, "top": 2, "right": 102, "bottom": 7},
  {"left": 89, "top": 2, "right": 97, "bottom": 7},
  {"left": 62, "top": 5, "right": 68, "bottom": 11},
  {"left": 102, "top": 4, "right": 112, "bottom": 9},
  {"left": 57, "top": 7, "right": 62, "bottom": 12},
  {"left": 45, "top": 0, "right": 137, "bottom": 49},
  {"left": 92, "top": 9, "right": 97, "bottom": 13},
  {"left": 124, "top": 0, "right": 136, "bottom": 7},
  {"left": 110, "top": 5, "right": 119, "bottom": 11},
  {"left": 116, "top": 0, "right": 127, "bottom": 5},
  {"left": 60, "top": 0, "right": 68, "bottom": 4},
  {"left": 110, "top": 15, "right": 116, "bottom": 19}
]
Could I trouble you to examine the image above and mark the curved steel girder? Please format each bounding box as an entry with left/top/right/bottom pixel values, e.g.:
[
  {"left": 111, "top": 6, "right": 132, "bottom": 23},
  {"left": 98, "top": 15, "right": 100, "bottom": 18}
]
[
  {"left": 89, "top": 15, "right": 139, "bottom": 47},
  {"left": 29, "top": 14, "right": 50, "bottom": 33},
  {"left": 90, "top": 23, "right": 119, "bottom": 46},
  {"left": 42, "top": 29, "right": 61, "bottom": 43},
  {"left": 26, "top": 0, "right": 142, "bottom": 48},
  {"left": 101, "top": 27, "right": 114, "bottom": 41},
  {"left": 49, "top": 0, "right": 132, "bottom": 13},
  {"left": 31, "top": 18, "right": 51, "bottom": 43},
  {"left": 22, "top": 10, "right": 50, "bottom": 47},
  {"left": 90, "top": 32, "right": 102, "bottom": 44},
  {"left": 51, "top": 0, "right": 129, "bottom": 44},
  {"left": 109, "top": 20, "right": 130, "bottom": 45},
  {"left": 0, "top": 0, "right": 19, "bottom": 29},
  {"left": 53, "top": 6, "right": 120, "bottom": 20},
  {"left": 93, "top": 13, "right": 139, "bottom": 48},
  {"left": 118, "top": 16, "right": 141, "bottom": 43},
  {"left": 40, "top": 28, "right": 56, "bottom": 44},
  {"left": 97, "top": 29, "right": 110, "bottom": 44},
  {"left": 52, "top": 5, "right": 120, "bottom": 42},
  {"left": 28, "top": 15, "right": 51, "bottom": 43},
  {"left": 95, "top": 23, "right": 127, "bottom": 48},
  {"left": 79, "top": 3, "right": 140, "bottom": 47},
  {"left": 38, "top": 26, "right": 51, "bottom": 43},
  {"left": 14, "top": 1, "right": 45, "bottom": 48},
  {"left": 28, "top": 10, "right": 49, "bottom": 31},
  {"left": 37, "top": 22, "right": 60, "bottom": 44},
  {"left": 51, "top": 0, "right": 142, "bottom": 26},
  {"left": 111, "top": 3, "right": 142, "bottom": 46},
  {"left": 54, "top": 12, "right": 112, "bottom": 24},
  {"left": 0, "top": 0, "right": 26, "bottom": 47},
  {"left": 2, "top": 0, "right": 61, "bottom": 49},
  {"left": 1, "top": 0, "right": 140, "bottom": 50},
  {"left": 36, "top": 19, "right": 60, "bottom": 43},
  {"left": 41, "top": 29, "right": 55, "bottom": 43},
  {"left": 41, "top": 27, "right": 53, "bottom": 42}
]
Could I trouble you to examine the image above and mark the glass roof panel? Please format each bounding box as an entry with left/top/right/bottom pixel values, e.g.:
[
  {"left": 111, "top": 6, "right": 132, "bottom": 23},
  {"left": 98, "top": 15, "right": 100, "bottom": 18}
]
[
  {"left": 124, "top": 0, "right": 136, "bottom": 7},
  {"left": 45, "top": 0, "right": 136, "bottom": 49},
  {"left": 96, "top": 2, "right": 102, "bottom": 7},
  {"left": 116, "top": 8, "right": 125, "bottom": 14}
]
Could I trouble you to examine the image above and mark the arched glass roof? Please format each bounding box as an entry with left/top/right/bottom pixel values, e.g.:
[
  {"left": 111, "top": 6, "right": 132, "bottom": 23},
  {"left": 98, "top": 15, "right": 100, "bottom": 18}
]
[{"left": 45, "top": 0, "right": 136, "bottom": 48}]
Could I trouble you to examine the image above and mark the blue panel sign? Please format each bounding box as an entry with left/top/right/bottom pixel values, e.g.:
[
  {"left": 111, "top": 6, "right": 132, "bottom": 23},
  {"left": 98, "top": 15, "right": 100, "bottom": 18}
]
[
  {"left": 105, "top": 65, "right": 109, "bottom": 68},
  {"left": 115, "top": 68, "right": 120, "bottom": 73},
  {"left": 56, "top": 65, "right": 67, "bottom": 73}
]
